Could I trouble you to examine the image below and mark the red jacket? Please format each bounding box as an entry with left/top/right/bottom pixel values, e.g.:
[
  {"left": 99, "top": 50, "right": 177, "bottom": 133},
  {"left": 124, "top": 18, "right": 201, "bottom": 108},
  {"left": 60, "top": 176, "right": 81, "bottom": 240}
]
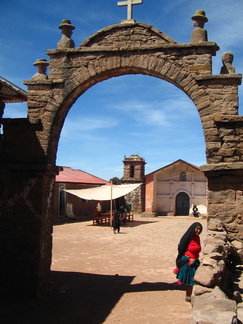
[{"left": 185, "top": 234, "right": 201, "bottom": 259}]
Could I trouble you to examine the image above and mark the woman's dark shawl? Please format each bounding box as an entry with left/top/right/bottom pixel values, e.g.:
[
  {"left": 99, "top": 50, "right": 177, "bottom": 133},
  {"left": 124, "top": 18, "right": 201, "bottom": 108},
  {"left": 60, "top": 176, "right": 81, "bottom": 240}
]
[
  {"left": 112, "top": 211, "right": 120, "bottom": 229},
  {"left": 176, "top": 222, "right": 202, "bottom": 268}
]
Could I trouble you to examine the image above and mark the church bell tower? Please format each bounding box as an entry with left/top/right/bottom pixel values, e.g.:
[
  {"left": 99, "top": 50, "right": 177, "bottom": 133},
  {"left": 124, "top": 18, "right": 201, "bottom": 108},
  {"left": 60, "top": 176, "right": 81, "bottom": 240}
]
[
  {"left": 121, "top": 154, "right": 146, "bottom": 212},
  {"left": 121, "top": 154, "right": 146, "bottom": 183}
]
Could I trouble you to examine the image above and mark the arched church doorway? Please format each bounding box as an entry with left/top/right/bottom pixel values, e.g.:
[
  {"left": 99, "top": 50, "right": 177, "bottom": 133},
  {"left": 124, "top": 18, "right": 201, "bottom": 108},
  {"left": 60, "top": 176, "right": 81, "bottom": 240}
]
[{"left": 175, "top": 192, "right": 189, "bottom": 216}]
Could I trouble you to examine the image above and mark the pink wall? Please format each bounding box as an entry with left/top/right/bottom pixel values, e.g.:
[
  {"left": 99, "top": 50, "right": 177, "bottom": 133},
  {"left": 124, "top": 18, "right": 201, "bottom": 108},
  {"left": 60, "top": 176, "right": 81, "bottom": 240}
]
[{"left": 145, "top": 174, "right": 154, "bottom": 212}]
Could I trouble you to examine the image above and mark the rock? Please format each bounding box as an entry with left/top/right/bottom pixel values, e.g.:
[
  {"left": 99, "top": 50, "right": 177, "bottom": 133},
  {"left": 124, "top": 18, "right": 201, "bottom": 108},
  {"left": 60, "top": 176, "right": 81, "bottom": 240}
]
[
  {"left": 210, "top": 252, "right": 225, "bottom": 260},
  {"left": 208, "top": 286, "right": 229, "bottom": 299},
  {"left": 237, "top": 302, "right": 243, "bottom": 323},
  {"left": 208, "top": 219, "right": 225, "bottom": 231},
  {"left": 190, "top": 310, "right": 237, "bottom": 324},
  {"left": 205, "top": 232, "right": 228, "bottom": 243},
  {"left": 193, "top": 297, "right": 236, "bottom": 312},
  {"left": 191, "top": 287, "right": 237, "bottom": 324},
  {"left": 194, "top": 265, "right": 222, "bottom": 287},
  {"left": 230, "top": 240, "right": 242, "bottom": 250},
  {"left": 193, "top": 285, "right": 212, "bottom": 296},
  {"left": 201, "top": 255, "right": 218, "bottom": 267},
  {"left": 203, "top": 243, "right": 225, "bottom": 255}
]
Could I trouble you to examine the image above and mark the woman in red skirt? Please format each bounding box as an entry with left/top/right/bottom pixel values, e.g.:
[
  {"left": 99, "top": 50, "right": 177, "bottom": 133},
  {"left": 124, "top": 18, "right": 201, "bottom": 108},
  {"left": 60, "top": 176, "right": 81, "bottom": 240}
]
[{"left": 173, "top": 222, "right": 203, "bottom": 302}]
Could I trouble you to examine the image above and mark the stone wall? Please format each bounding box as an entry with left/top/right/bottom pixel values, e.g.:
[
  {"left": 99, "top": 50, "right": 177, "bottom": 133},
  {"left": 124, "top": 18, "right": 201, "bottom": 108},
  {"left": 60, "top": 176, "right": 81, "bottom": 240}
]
[
  {"left": 124, "top": 186, "right": 144, "bottom": 213},
  {"left": 201, "top": 164, "right": 243, "bottom": 245},
  {"left": 190, "top": 218, "right": 240, "bottom": 323}
]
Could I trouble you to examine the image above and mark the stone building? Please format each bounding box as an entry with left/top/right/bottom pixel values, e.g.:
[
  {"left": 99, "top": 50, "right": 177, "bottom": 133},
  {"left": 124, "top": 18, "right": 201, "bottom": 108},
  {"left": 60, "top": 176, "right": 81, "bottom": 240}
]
[{"left": 144, "top": 159, "right": 207, "bottom": 216}]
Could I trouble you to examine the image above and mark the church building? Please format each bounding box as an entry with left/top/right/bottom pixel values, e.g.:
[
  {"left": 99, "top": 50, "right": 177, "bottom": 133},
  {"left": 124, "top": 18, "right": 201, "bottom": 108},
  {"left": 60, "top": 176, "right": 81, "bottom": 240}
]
[
  {"left": 121, "top": 155, "right": 207, "bottom": 216},
  {"left": 145, "top": 159, "right": 207, "bottom": 216}
]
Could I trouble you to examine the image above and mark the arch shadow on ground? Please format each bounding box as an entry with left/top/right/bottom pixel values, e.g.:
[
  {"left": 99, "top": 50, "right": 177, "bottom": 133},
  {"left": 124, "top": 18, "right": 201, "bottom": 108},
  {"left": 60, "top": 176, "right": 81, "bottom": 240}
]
[{"left": 1, "top": 271, "right": 184, "bottom": 324}]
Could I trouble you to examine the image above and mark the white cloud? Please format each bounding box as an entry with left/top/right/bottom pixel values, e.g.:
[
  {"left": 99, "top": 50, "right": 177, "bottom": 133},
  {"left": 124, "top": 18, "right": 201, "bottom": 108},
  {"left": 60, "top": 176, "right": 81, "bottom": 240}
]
[
  {"left": 61, "top": 115, "right": 119, "bottom": 138},
  {"left": 129, "top": 102, "right": 170, "bottom": 126}
]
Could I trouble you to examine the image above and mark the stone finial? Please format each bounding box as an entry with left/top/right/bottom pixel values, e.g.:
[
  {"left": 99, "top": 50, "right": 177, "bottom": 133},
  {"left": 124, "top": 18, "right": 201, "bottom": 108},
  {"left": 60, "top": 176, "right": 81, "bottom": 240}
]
[
  {"left": 192, "top": 10, "right": 208, "bottom": 25},
  {"left": 57, "top": 19, "right": 75, "bottom": 49},
  {"left": 31, "top": 59, "right": 49, "bottom": 80},
  {"left": 191, "top": 10, "right": 208, "bottom": 43},
  {"left": 220, "top": 52, "right": 235, "bottom": 74}
]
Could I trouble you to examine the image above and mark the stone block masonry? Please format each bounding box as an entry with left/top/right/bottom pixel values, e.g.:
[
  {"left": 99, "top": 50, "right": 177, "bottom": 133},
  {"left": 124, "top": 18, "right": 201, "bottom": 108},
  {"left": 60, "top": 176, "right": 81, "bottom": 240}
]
[{"left": 0, "top": 15, "right": 242, "bottom": 320}]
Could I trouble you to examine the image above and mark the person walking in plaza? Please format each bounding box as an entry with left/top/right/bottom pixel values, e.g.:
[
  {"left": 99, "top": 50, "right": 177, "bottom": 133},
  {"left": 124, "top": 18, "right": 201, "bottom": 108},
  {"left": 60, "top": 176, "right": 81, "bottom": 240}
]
[
  {"left": 112, "top": 210, "right": 120, "bottom": 234},
  {"left": 173, "top": 222, "right": 203, "bottom": 302}
]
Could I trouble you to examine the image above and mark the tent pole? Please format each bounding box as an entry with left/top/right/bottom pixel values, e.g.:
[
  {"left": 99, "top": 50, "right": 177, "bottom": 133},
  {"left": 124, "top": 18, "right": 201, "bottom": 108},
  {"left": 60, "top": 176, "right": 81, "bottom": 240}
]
[{"left": 110, "top": 180, "right": 113, "bottom": 227}]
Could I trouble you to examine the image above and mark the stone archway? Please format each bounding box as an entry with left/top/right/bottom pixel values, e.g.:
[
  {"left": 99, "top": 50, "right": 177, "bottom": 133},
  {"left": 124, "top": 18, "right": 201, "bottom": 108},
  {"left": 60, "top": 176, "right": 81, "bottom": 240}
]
[{"left": 0, "top": 15, "right": 243, "bottom": 298}]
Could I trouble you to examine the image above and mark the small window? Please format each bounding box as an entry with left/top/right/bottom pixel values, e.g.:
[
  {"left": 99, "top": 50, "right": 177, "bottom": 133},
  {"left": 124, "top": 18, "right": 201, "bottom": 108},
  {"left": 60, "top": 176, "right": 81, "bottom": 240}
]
[
  {"left": 130, "top": 165, "right": 135, "bottom": 178},
  {"left": 180, "top": 172, "right": 186, "bottom": 181}
]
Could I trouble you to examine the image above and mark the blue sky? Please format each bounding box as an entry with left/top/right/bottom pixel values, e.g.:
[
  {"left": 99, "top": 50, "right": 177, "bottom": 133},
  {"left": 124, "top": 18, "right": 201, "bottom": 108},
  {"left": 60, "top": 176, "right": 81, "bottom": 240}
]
[{"left": 1, "top": 0, "right": 243, "bottom": 180}]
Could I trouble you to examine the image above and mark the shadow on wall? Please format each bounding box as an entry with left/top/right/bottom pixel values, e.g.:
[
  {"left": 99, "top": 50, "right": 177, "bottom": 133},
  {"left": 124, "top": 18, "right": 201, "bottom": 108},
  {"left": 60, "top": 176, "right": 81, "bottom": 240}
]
[
  {"left": 1, "top": 271, "right": 184, "bottom": 324},
  {"left": 1, "top": 118, "right": 46, "bottom": 164}
]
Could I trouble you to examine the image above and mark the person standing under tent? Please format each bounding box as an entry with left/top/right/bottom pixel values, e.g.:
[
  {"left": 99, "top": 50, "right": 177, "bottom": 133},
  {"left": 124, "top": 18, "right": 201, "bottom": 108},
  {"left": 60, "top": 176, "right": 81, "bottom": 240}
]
[
  {"left": 96, "top": 201, "right": 102, "bottom": 217},
  {"left": 119, "top": 205, "right": 126, "bottom": 224}
]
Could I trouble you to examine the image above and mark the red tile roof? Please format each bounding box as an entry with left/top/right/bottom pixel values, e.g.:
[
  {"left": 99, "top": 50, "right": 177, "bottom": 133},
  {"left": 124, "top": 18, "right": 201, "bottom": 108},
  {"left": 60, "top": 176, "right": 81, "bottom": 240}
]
[{"left": 56, "top": 166, "right": 110, "bottom": 185}]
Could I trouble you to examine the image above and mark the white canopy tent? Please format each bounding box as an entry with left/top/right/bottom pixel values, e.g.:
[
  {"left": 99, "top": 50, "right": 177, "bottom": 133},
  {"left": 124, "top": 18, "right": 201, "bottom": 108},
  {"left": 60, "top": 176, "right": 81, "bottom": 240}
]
[
  {"left": 65, "top": 183, "right": 142, "bottom": 224},
  {"left": 65, "top": 183, "right": 142, "bottom": 201}
]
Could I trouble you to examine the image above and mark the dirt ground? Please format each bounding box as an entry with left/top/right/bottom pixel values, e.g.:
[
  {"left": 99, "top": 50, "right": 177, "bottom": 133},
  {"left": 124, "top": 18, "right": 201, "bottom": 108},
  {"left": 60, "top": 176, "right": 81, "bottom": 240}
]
[{"left": 2, "top": 215, "right": 207, "bottom": 324}]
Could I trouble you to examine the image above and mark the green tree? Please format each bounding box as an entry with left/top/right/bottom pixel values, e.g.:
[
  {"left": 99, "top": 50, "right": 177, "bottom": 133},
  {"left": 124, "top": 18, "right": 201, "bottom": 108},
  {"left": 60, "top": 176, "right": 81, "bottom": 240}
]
[{"left": 110, "top": 177, "right": 121, "bottom": 185}]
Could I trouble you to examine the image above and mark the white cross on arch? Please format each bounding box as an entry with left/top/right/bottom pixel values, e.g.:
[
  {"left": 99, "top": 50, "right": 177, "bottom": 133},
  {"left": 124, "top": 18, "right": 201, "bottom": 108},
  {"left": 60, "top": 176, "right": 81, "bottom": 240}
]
[{"left": 117, "top": 0, "right": 143, "bottom": 21}]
